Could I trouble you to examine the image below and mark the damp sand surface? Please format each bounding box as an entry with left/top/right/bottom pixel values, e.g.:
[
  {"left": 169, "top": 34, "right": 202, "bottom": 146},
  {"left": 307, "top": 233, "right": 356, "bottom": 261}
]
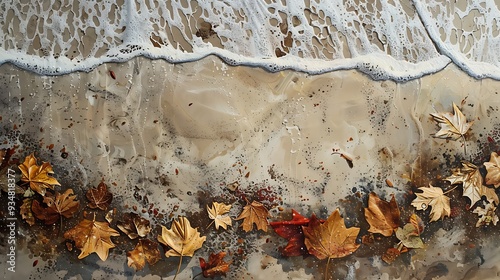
[{"left": 1, "top": 56, "right": 500, "bottom": 279}]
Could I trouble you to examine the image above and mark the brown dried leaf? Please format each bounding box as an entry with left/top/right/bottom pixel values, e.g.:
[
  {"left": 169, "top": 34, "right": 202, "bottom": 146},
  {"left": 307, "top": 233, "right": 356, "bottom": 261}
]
[
  {"left": 207, "top": 202, "right": 232, "bottom": 230},
  {"left": 20, "top": 198, "right": 35, "bottom": 226},
  {"left": 484, "top": 152, "right": 500, "bottom": 188},
  {"left": 302, "top": 209, "right": 360, "bottom": 260},
  {"left": 364, "top": 192, "right": 400, "bottom": 236},
  {"left": 235, "top": 200, "right": 270, "bottom": 232},
  {"left": 32, "top": 189, "right": 79, "bottom": 225},
  {"left": 64, "top": 216, "right": 120, "bottom": 261},
  {"left": 127, "top": 239, "right": 161, "bottom": 271},
  {"left": 117, "top": 212, "right": 151, "bottom": 239},
  {"left": 86, "top": 181, "right": 113, "bottom": 210},
  {"left": 157, "top": 216, "right": 206, "bottom": 258},
  {"left": 411, "top": 185, "right": 450, "bottom": 222},
  {"left": 199, "top": 251, "right": 232, "bottom": 279},
  {"left": 18, "top": 154, "right": 61, "bottom": 196}
]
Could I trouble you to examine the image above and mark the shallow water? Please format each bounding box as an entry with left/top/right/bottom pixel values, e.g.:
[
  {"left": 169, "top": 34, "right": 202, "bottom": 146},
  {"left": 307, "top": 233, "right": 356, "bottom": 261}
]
[{"left": 1, "top": 56, "right": 500, "bottom": 279}]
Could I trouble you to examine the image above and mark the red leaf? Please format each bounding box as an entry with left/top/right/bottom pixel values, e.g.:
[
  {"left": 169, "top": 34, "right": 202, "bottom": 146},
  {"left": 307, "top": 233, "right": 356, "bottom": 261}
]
[
  {"left": 270, "top": 209, "right": 311, "bottom": 257},
  {"left": 199, "top": 252, "right": 231, "bottom": 278}
]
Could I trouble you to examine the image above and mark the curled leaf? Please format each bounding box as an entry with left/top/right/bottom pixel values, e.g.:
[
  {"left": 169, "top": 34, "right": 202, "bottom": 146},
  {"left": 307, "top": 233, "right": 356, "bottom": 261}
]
[
  {"left": 270, "top": 209, "right": 310, "bottom": 256},
  {"left": 117, "top": 212, "right": 151, "bottom": 239},
  {"left": 199, "top": 252, "right": 232, "bottom": 278},
  {"left": 484, "top": 152, "right": 500, "bottom": 188}
]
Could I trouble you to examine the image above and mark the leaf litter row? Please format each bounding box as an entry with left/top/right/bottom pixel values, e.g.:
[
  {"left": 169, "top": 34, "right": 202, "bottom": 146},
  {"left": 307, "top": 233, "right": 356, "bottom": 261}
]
[{"left": 5, "top": 102, "right": 500, "bottom": 279}]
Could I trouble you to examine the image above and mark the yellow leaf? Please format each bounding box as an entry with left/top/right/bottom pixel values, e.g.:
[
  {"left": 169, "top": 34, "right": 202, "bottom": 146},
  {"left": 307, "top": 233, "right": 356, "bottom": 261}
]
[
  {"left": 364, "top": 192, "right": 400, "bottom": 237},
  {"left": 157, "top": 216, "right": 206, "bottom": 258},
  {"left": 64, "top": 216, "right": 120, "bottom": 261},
  {"left": 484, "top": 152, "right": 500, "bottom": 188},
  {"left": 18, "top": 154, "right": 61, "bottom": 196},
  {"left": 235, "top": 200, "right": 270, "bottom": 232},
  {"left": 411, "top": 184, "right": 450, "bottom": 222},
  {"left": 207, "top": 202, "right": 232, "bottom": 230}
]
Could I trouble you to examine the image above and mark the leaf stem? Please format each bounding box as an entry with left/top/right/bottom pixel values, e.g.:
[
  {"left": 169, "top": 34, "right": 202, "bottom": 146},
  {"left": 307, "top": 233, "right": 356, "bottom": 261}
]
[
  {"left": 174, "top": 248, "right": 184, "bottom": 280},
  {"left": 206, "top": 220, "right": 215, "bottom": 230},
  {"left": 443, "top": 184, "right": 460, "bottom": 195},
  {"left": 325, "top": 257, "right": 331, "bottom": 280}
]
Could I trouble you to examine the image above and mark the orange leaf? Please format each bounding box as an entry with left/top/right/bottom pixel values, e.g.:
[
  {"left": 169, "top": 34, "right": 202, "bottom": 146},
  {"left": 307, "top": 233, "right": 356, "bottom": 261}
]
[
  {"left": 18, "top": 153, "right": 60, "bottom": 196},
  {"left": 64, "top": 216, "right": 120, "bottom": 261},
  {"left": 302, "top": 209, "right": 360, "bottom": 260},
  {"left": 235, "top": 200, "right": 269, "bottom": 232},
  {"left": 364, "top": 192, "right": 400, "bottom": 236}
]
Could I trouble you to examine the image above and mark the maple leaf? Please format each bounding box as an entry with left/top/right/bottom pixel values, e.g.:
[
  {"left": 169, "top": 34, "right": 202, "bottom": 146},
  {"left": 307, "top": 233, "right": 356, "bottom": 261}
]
[
  {"left": 32, "top": 189, "right": 80, "bottom": 225},
  {"left": 20, "top": 198, "right": 35, "bottom": 226},
  {"left": 303, "top": 209, "right": 360, "bottom": 260},
  {"left": 473, "top": 202, "right": 499, "bottom": 227},
  {"left": 235, "top": 200, "right": 270, "bottom": 232},
  {"left": 18, "top": 153, "right": 61, "bottom": 196},
  {"left": 127, "top": 239, "right": 161, "bottom": 271},
  {"left": 86, "top": 181, "right": 113, "bottom": 210},
  {"left": 199, "top": 251, "right": 232, "bottom": 278},
  {"left": 207, "top": 202, "right": 232, "bottom": 230},
  {"left": 411, "top": 185, "right": 450, "bottom": 222},
  {"left": 270, "top": 209, "right": 310, "bottom": 256},
  {"left": 484, "top": 152, "right": 500, "bottom": 188},
  {"left": 157, "top": 216, "right": 206, "bottom": 280},
  {"left": 64, "top": 215, "right": 120, "bottom": 261},
  {"left": 446, "top": 161, "right": 499, "bottom": 207},
  {"left": 364, "top": 192, "right": 400, "bottom": 236},
  {"left": 117, "top": 212, "right": 151, "bottom": 239},
  {"left": 430, "top": 102, "right": 473, "bottom": 154},
  {"left": 303, "top": 210, "right": 360, "bottom": 278}
]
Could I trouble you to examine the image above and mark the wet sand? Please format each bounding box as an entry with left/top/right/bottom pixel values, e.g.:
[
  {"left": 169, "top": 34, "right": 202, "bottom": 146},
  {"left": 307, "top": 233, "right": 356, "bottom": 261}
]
[{"left": 1, "top": 56, "right": 500, "bottom": 279}]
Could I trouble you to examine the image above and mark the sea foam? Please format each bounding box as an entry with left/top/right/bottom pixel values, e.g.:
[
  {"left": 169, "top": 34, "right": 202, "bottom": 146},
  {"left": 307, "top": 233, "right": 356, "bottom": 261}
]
[{"left": 0, "top": 0, "right": 499, "bottom": 81}]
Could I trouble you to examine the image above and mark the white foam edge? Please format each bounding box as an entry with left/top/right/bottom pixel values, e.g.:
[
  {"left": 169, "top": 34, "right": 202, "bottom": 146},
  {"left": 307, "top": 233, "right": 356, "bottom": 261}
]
[
  {"left": 413, "top": 0, "right": 500, "bottom": 80},
  {"left": 0, "top": 46, "right": 451, "bottom": 82}
]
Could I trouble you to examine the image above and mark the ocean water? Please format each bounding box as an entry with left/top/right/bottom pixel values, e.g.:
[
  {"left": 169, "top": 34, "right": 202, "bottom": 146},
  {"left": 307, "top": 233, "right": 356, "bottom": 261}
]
[{"left": 2, "top": 1, "right": 500, "bottom": 279}]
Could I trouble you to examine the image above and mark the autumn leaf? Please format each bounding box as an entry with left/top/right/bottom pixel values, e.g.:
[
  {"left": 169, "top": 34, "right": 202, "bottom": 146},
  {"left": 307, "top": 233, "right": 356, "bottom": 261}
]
[
  {"left": 207, "top": 202, "right": 232, "bottom": 230},
  {"left": 18, "top": 153, "right": 61, "bottom": 196},
  {"left": 235, "top": 200, "right": 270, "bottom": 232},
  {"left": 157, "top": 216, "right": 206, "bottom": 280},
  {"left": 484, "top": 152, "right": 500, "bottom": 188},
  {"left": 395, "top": 223, "right": 424, "bottom": 249},
  {"left": 32, "top": 189, "right": 79, "bottom": 225},
  {"left": 430, "top": 102, "right": 473, "bottom": 154},
  {"left": 64, "top": 215, "right": 120, "bottom": 261},
  {"left": 270, "top": 209, "right": 310, "bottom": 256},
  {"left": 473, "top": 202, "right": 499, "bottom": 227},
  {"left": 127, "top": 239, "right": 161, "bottom": 271},
  {"left": 20, "top": 198, "right": 35, "bottom": 226},
  {"left": 446, "top": 161, "right": 499, "bottom": 207},
  {"left": 117, "top": 212, "right": 151, "bottom": 239},
  {"left": 303, "top": 210, "right": 360, "bottom": 279},
  {"left": 364, "top": 192, "right": 400, "bottom": 236},
  {"left": 199, "top": 251, "right": 232, "bottom": 278},
  {"left": 86, "top": 181, "right": 113, "bottom": 210},
  {"left": 411, "top": 185, "right": 450, "bottom": 222}
]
